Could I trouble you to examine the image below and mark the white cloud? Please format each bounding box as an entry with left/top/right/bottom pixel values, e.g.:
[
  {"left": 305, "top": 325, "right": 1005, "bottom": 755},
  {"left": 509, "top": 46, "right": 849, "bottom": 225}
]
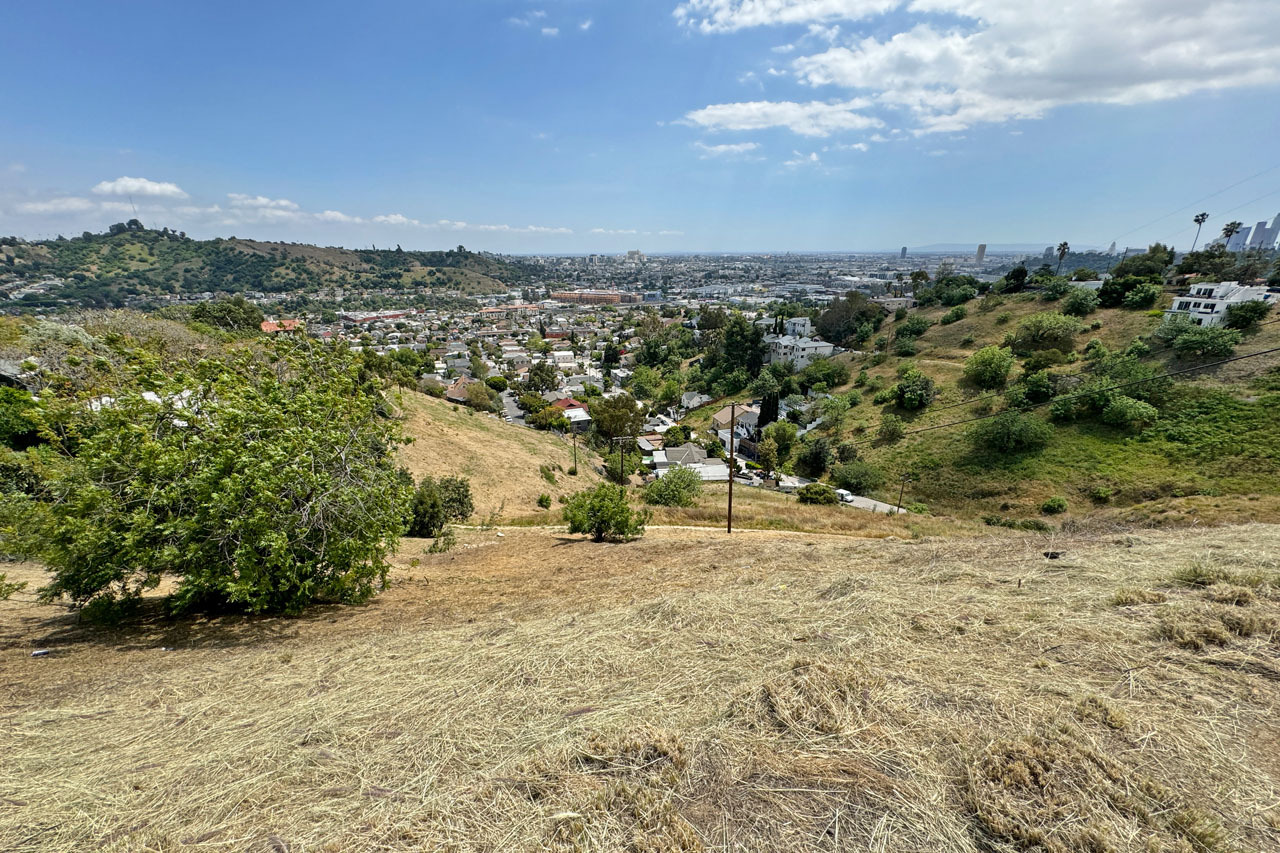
[
  {"left": 658, "top": 230, "right": 685, "bottom": 236},
  {"left": 771, "top": 43, "right": 796, "bottom": 53},
  {"left": 783, "top": 150, "right": 822, "bottom": 167},
  {"left": 7, "top": 163, "right": 26, "bottom": 174},
  {"left": 694, "top": 141, "right": 762, "bottom": 158},
  {"left": 315, "top": 209, "right": 363, "bottom": 223},
  {"left": 674, "top": 0, "right": 894, "bottom": 33},
  {"left": 372, "top": 213, "right": 422, "bottom": 227},
  {"left": 541, "top": 27, "right": 559, "bottom": 36},
  {"left": 680, "top": 0, "right": 1280, "bottom": 134},
  {"left": 227, "top": 193, "right": 299, "bottom": 210},
  {"left": 590, "top": 228, "right": 640, "bottom": 235},
  {"left": 580, "top": 18, "right": 593, "bottom": 30},
  {"left": 684, "top": 98, "right": 882, "bottom": 136},
  {"left": 16, "top": 197, "right": 96, "bottom": 214},
  {"left": 91, "top": 176, "right": 188, "bottom": 199},
  {"left": 824, "top": 141, "right": 868, "bottom": 152}
]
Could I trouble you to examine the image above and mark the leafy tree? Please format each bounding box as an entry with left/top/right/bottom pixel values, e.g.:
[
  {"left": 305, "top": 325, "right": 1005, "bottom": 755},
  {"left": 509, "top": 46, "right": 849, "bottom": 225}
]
[
  {"left": 1011, "top": 312, "right": 1084, "bottom": 353},
  {"left": 1224, "top": 300, "right": 1272, "bottom": 330},
  {"left": 796, "top": 483, "right": 839, "bottom": 505},
  {"left": 795, "top": 436, "right": 834, "bottom": 477},
  {"left": 761, "top": 420, "right": 798, "bottom": 462},
  {"left": 5, "top": 339, "right": 411, "bottom": 615},
  {"left": 968, "top": 411, "right": 1052, "bottom": 454},
  {"left": 643, "top": 465, "right": 702, "bottom": 507},
  {"left": 1121, "top": 282, "right": 1162, "bottom": 309},
  {"left": 191, "top": 296, "right": 265, "bottom": 332},
  {"left": 815, "top": 291, "right": 884, "bottom": 345},
  {"left": 895, "top": 315, "right": 931, "bottom": 340},
  {"left": 819, "top": 394, "right": 850, "bottom": 431},
  {"left": 1056, "top": 242, "right": 1070, "bottom": 275},
  {"left": 894, "top": 366, "right": 936, "bottom": 410},
  {"left": 1175, "top": 245, "right": 1233, "bottom": 279},
  {"left": 465, "top": 381, "right": 498, "bottom": 412},
  {"left": 517, "top": 392, "right": 549, "bottom": 413},
  {"left": 756, "top": 435, "right": 779, "bottom": 479},
  {"left": 0, "top": 387, "right": 40, "bottom": 450},
  {"left": 1171, "top": 327, "right": 1241, "bottom": 359},
  {"left": 485, "top": 375, "right": 508, "bottom": 392},
  {"left": 526, "top": 361, "right": 559, "bottom": 392},
  {"left": 801, "top": 358, "right": 850, "bottom": 391},
  {"left": 528, "top": 406, "right": 570, "bottom": 431},
  {"left": 563, "top": 485, "right": 648, "bottom": 542},
  {"left": 590, "top": 393, "right": 645, "bottom": 441},
  {"left": 630, "top": 365, "right": 662, "bottom": 400},
  {"left": 1070, "top": 267, "right": 1096, "bottom": 281},
  {"left": 1000, "top": 266, "right": 1029, "bottom": 292},
  {"left": 963, "top": 346, "right": 1014, "bottom": 389},
  {"left": 1061, "top": 287, "right": 1100, "bottom": 317},
  {"left": 940, "top": 305, "right": 967, "bottom": 324},
  {"left": 409, "top": 476, "right": 474, "bottom": 537},
  {"left": 831, "top": 460, "right": 883, "bottom": 495},
  {"left": 663, "top": 424, "right": 690, "bottom": 446}
]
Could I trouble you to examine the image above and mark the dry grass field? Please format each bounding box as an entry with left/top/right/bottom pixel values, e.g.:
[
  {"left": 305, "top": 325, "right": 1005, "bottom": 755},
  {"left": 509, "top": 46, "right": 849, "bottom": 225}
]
[
  {"left": 3, "top": 523, "right": 1280, "bottom": 851},
  {"left": 396, "top": 391, "right": 602, "bottom": 518}
]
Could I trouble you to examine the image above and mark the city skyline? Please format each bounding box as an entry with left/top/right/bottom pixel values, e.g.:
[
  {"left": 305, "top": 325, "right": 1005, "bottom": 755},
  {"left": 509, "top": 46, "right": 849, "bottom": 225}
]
[{"left": 2, "top": 1, "right": 1279, "bottom": 253}]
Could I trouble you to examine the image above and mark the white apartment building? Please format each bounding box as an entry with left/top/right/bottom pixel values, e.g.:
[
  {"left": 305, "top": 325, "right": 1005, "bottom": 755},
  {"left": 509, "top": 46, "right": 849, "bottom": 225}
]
[
  {"left": 764, "top": 334, "right": 835, "bottom": 368},
  {"left": 1166, "top": 281, "right": 1275, "bottom": 327}
]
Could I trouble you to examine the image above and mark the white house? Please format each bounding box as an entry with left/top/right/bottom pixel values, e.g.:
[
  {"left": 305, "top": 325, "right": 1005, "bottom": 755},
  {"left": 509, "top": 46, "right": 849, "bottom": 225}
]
[
  {"left": 764, "top": 334, "right": 835, "bottom": 369},
  {"left": 1165, "top": 281, "right": 1275, "bottom": 328},
  {"left": 784, "top": 316, "right": 813, "bottom": 337}
]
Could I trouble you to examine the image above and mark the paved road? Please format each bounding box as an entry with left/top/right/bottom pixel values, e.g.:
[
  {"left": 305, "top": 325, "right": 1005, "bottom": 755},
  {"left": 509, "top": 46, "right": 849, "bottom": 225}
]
[
  {"left": 842, "top": 495, "right": 905, "bottom": 515},
  {"left": 499, "top": 390, "right": 525, "bottom": 425}
]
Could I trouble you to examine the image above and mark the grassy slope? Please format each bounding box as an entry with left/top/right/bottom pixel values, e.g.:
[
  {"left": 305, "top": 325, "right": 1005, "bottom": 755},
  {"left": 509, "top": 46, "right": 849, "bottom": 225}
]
[
  {"left": 396, "top": 390, "right": 602, "bottom": 518},
  {"left": 4, "top": 524, "right": 1279, "bottom": 850},
  {"left": 818, "top": 294, "right": 1280, "bottom": 523}
]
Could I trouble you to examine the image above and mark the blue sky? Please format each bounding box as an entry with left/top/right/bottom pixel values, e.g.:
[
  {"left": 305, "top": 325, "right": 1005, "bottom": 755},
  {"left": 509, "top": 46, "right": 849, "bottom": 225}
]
[{"left": 2, "top": 0, "right": 1279, "bottom": 253}]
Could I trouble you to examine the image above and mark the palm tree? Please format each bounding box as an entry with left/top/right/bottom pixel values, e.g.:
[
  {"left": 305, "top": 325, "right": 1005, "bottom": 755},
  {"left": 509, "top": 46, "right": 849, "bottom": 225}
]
[
  {"left": 1221, "top": 221, "right": 1243, "bottom": 252},
  {"left": 1055, "top": 242, "right": 1070, "bottom": 275},
  {"left": 1191, "top": 212, "right": 1209, "bottom": 251}
]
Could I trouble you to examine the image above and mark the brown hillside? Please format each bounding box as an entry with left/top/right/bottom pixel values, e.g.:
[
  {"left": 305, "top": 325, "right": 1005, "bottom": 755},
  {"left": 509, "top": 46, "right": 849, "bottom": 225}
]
[{"left": 396, "top": 390, "right": 601, "bottom": 518}]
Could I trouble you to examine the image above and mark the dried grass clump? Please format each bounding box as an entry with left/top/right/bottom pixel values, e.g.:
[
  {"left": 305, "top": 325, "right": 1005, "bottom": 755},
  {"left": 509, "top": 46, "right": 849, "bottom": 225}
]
[
  {"left": 965, "top": 725, "right": 1229, "bottom": 853},
  {"left": 1157, "top": 605, "right": 1276, "bottom": 649},
  {"left": 1205, "top": 585, "right": 1256, "bottom": 606},
  {"left": 732, "top": 660, "right": 878, "bottom": 736},
  {"left": 1156, "top": 610, "right": 1232, "bottom": 650},
  {"left": 1075, "top": 695, "right": 1130, "bottom": 731},
  {"left": 577, "top": 728, "right": 688, "bottom": 776},
  {"left": 1111, "top": 588, "right": 1168, "bottom": 606},
  {"left": 1173, "top": 558, "right": 1268, "bottom": 590},
  {"left": 588, "top": 780, "right": 703, "bottom": 853},
  {"left": 817, "top": 576, "right": 869, "bottom": 600}
]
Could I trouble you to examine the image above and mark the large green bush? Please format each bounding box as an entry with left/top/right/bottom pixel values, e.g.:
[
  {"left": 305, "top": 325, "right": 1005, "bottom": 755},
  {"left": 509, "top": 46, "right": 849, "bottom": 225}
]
[
  {"left": 894, "top": 366, "right": 937, "bottom": 410},
  {"left": 4, "top": 340, "right": 412, "bottom": 615},
  {"left": 831, "top": 460, "right": 884, "bottom": 495},
  {"left": 796, "top": 483, "right": 839, "bottom": 505},
  {"left": 643, "top": 465, "right": 702, "bottom": 507},
  {"left": 1011, "top": 312, "right": 1084, "bottom": 353},
  {"left": 1171, "top": 327, "right": 1240, "bottom": 359},
  {"left": 408, "top": 475, "right": 474, "bottom": 537},
  {"left": 968, "top": 411, "right": 1053, "bottom": 454},
  {"left": 563, "top": 484, "right": 649, "bottom": 542},
  {"left": 963, "top": 346, "right": 1014, "bottom": 389}
]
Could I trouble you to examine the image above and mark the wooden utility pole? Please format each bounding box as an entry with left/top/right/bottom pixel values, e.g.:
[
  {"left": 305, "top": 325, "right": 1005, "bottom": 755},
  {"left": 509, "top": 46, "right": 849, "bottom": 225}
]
[
  {"left": 897, "top": 473, "right": 911, "bottom": 515},
  {"left": 727, "top": 402, "right": 735, "bottom": 534}
]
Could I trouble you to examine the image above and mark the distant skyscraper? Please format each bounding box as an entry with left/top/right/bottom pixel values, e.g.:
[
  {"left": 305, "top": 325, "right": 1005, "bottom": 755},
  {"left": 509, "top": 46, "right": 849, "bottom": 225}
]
[
  {"left": 1226, "top": 226, "right": 1252, "bottom": 252},
  {"left": 975, "top": 243, "right": 987, "bottom": 264},
  {"left": 1245, "top": 213, "right": 1280, "bottom": 250},
  {"left": 900, "top": 246, "right": 907, "bottom": 259}
]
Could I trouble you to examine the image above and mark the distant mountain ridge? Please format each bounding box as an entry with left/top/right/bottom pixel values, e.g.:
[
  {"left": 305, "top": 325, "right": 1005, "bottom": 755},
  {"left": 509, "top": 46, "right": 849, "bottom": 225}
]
[{"left": 0, "top": 226, "right": 534, "bottom": 309}]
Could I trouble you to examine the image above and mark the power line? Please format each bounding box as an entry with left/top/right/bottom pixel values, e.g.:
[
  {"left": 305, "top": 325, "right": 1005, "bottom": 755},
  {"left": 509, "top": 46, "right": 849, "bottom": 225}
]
[{"left": 847, "top": 344, "right": 1280, "bottom": 448}]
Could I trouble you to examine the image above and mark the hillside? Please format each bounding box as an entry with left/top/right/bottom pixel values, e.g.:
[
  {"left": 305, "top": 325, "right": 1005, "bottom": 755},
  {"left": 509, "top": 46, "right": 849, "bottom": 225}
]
[
  {"left": 0, "top": 228, "right": 533, "bottom": 309},
  {"left": 3, "top": 523, "right": 1279, "bottom": 850},
  {"left": 396, "top": 390, "right": 602, "bottom": 518},
  {"left": 845, "top": 295, "right": 1280, "bottom": 524}
]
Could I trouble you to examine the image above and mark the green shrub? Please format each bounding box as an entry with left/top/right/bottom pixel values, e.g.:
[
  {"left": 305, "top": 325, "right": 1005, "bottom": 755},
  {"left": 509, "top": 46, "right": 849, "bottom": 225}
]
[
  {"left": 537, "top": 493, "right": 552, "bottom": 509},
  {"left": 1101, "top": 396, "right": 1159, "bottom": 432},
  {"left": 1171, "top": 326, "right": 1240, "bottom": 359},
  {"left": 896, "top": 315, "right": 932, "bottom": 339},
  {"left": 963, "top": 346, "right": 1014, "bottom": 389},
  {"left": 0, "top": 387, "right": 40, "bottom": 450},
  {"left": 1122, "top": 282, "right": 1162, "bottom": 309},
  {"left": 994, "top": 312, "right": 1013, "bottom": 325},
  {"left": 906, "top": 502, "right": 930, "bottom": 514},
  {"left": 643, "top": 465, "right": 702, "bottom": 507},
  {"left": 831, "top": 460, "right": 884, "bottom": 495},
  {"left": 410, "top": 476, "right": 475, "bottom": 537},
  {"left": 877, "top": 414, "right": 905, "bottom": 444},
  {"left": 1011, "top": 312, "right": 1084, "bottom": 352},
  {"left": 894, "top": 366, "right": 936, "bottom": 410},
  {"left": 1061, "top": 287, "right": 1100, "bottom": 317},
  {"left": 563, "top": 484, "right": 649, "bottom": 542},
  {"left": 1041, "top": 496, "right": 1068, "bottom": 515},
  {"left": 540, "top": 463, "right": 557, "bottom": 484},
  {"left": 940, "top": 305, "right": 968, "bottom": 325},
  {"left": 968, "top": 411, "right": 1053, "bottom": 454},
  {"left": 1224, "top": 300, "right": 1272, "bottom": 330},
  {"left": 872, "top": 386, "right": 897, "bottom": 405},
  {"left": 893, "top": 338, "right": 918, "bottom": 356},
  {"left": 796, "top": 483, "right": 839, "bottom": 505}
]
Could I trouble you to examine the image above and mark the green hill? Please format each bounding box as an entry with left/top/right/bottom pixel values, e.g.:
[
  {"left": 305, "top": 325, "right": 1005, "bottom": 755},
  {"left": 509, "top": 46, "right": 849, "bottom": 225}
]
[{"left": 0, "top": 226, "right": 534, "bottom": 309}]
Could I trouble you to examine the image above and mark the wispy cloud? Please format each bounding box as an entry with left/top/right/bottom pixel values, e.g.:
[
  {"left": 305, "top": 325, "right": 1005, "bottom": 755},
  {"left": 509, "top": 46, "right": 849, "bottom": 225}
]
[
  {"left": 683, "top": 99, "right": 882, "bottom": 137},
  {"left": 541, "top": 27, "right": 559, "bottom": 36},
  {"left": 694, "top": 141, "right": 762, "bottom": 159},
  {"left": 227, "top": 193, "right": 299, "bottom": 210},
  {"left": 580, "top": 18, "right": 593, "bottom": 31},
  {"left": 783, "top": 150, "right": 822, "bottom": 167}
]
